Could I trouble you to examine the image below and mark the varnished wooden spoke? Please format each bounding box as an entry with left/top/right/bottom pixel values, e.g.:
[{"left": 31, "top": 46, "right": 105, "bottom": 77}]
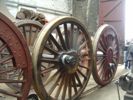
[
  {"left": 64, "top": 23, "right": 69, "bottom": 49},
  {"left": 45, "top": 69, "right": 61, "bottom": 86},
  {"left": 41, "top": 66, "right": 56, "bottom": 74},
  {"left": 62, "top": 74, "right": 68, "bottom": 100},
  {"left": 77, "top": 69, "right": 87, "bottom": 79},
  {"left": 0, "top": 79, "right": 25, "bottom": 83},
  {"left": 56, "top": 26, "right": 67, "bottom": 50},
  {"left": 0, "top": 44, "right": 7, "bottom": 52},
  {"left": 0, "top": 68, "right": 16, "bottom": 74},
  {"left": 0, "top": 89, "right": 22, "bottom": 98},
  {"left": 78, "top": 63, "right": 89, "bottom": 70},
  {"left": 55, "top": 73, "right": 65, "bottom": 98},
  {"left": 74, "top": 72, "right": 83, "bottom": 87},
  {"left": 0, "top": 55, "right": 13, "bottom": 64},
  {"left": 71, "top": 75, "right": 78, "bottom": 94},
  {"left": 48, "top": 72, "right": 62, "bottom": 95},
  {"left": 41, "top": 57, "right": 58, "bottom": 63},
  {"left": 49, "top": 34, "right": 63, "bottom": 51},
  {"left": 69, "top": 23, "right": 74, "bottom": 48},
  {"left": 44, "top": 45, "right": 58, "bottom": 55}
]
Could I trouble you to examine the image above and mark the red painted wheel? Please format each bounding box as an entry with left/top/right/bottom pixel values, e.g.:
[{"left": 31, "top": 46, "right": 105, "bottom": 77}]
[
  {"left": 6, "top": 20, "right": 42, "bottom": 92},
  {"left": 0, "top": 12, "right": 32, "bottom": 99},
  {"left": 92, "top": 24, "right": 119, "bottom": 86}
]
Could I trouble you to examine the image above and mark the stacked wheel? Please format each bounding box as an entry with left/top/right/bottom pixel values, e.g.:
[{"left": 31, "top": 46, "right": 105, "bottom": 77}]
[
  {"left": 0, "top": 12, "right": 32, "bottom": 99},
  {"left": 32, "top": 16, "right": 93, "bottom": 100},
  {"left": 92, "top": 24, "right": 119, "bottom": 86}
]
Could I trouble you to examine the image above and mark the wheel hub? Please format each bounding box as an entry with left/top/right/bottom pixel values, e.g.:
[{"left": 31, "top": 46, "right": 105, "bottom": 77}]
[
  {"left": 106, "top": 47, "right": 113, "bottom": 63},
  {"left": 60, "top": 51, "right": 79, "bottom": 73}
]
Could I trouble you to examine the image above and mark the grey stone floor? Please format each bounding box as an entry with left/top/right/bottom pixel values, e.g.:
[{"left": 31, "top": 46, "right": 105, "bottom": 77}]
[{"left": 0, "top": 64, "right": 129, "bottom": 100}]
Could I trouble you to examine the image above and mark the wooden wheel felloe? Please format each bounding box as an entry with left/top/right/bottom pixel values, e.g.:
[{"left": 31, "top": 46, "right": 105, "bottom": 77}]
[
  {"left": 32, "top": 16, "right": 93, "bottom": 100},
  {"left": 92, "top": 24, "right": 119, "bottom": 86},
  {"left": 0, "top": 12, "right": 32, "bottom": 99}
]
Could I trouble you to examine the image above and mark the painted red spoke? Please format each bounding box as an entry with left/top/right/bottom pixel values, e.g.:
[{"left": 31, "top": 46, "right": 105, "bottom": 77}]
[
  {"left": 113, "top": 49, "right": 118, "bottom": 55},
  {"left": 64, "top": 23, "right": 69, "bottom": 49},
  {"left": 56, "top": 26, "right": 67, "bottom": 50},
  {"left": 41, "top": 57, "right": 58, "bottom": 64},
  {"left": 98, "top": 59, "right": 106, "bottom": 76},
  {"left": 96, "top": 56, "right": 104, "bottom": 65},
  {"left": 101, "top": 62, "right": 109, "bottom": 80},
  {"left": 97, "top": 43, "right": 106, "bottom": 53},
  {"left": 104, "top": 68, "right": 111, "bottom": 81},
  {"left": 41, "top": 66, "right": 56, "bottom": 74},
  {"left": 0, "top": 55, "right": 13, "bottom": 64},
  {"left": 99, "top": 38, "right": 107, "bottom": 51},
  {"left": 102, "top": 34, "right": 108, "bottom": 48},
  {"left": 49, "top": 34, "right": 63, "bottom": 50},
  {"left": 0, "top": 44, "right": 7, "bottom": 52},
  {"left": 55, "top": 73, "right": 65, "bottom": 98},
  {"left": 112, "top": 58, "right": 117, "bottom": 65},
  {"left": 45, "top": 69, "right": 61, "bottom": 86},
  {"left": 113, "top": 55, "right": 118, "bottom": 59},
  {"left": 0, "top": 79, "right": 25, "bottom": 83},
  {"left": 0, "top": 89, "right": 22, "bottom": 98},
  {"left": 74, "top": 72, "right": 83, "bottom": 87},
  {"left": 44, "top": 45, "right": 59, "bottom": 55},
  {"left": 97, "top": 59, "right": 106, "bottom": 74},
  {"left": 71, "top": 75, "right": 78, "bottom": 94},
  {"left": 77, "top": 69, "right": 87, "bottom": 79},
  {"left": 48, "top": 72, "right": 62, "bottom": 95}
]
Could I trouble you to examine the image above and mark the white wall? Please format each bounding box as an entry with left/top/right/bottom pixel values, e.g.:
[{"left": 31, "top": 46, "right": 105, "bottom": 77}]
[{"left": 6, "top": 0, "right": 72, "bottom": 21}]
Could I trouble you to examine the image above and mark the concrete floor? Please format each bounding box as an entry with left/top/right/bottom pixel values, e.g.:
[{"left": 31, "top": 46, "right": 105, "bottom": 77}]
[
  {"left": 0, "top": 64, "right": 129, "bottom": 100},
  {"left": 80, "top": 64, "right": 128, "bottom": 100}
]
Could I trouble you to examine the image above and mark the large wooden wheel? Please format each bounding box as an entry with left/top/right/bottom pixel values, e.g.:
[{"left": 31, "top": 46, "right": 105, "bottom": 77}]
[
  {"left": 32, "top": 16, "right": 93, "bottom": 100},
  {"left": 92, "top": 24, "right": 119, "bottom": 86},
  {"left": 0, "top": 13, "right": 32, "bottom": 99}
]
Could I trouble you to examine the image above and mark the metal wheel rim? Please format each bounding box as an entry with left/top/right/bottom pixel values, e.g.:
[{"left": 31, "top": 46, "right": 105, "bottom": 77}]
[
  {"left": 32, "top": 16, "right": 93, "bottom": 100},
  {"left": 0, "top": 12, "right": 32, "bottom": 99},
  {"left": 92, "top": 24, "right": 119, "bottom": 86}
]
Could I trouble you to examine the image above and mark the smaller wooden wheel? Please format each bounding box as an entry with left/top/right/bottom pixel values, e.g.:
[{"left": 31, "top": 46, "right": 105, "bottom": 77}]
[
  {"left": 0, "top": 12, "right": 32, "bottom": 99},
  {"left": 32, "top": 16, "right": 93, "bottom": 100},
  {"left": 16, "top": 20, "right": 43, "bottom": 50},
  {"left": 92, "top": 24, "right": 119, "bottom": 86}
]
